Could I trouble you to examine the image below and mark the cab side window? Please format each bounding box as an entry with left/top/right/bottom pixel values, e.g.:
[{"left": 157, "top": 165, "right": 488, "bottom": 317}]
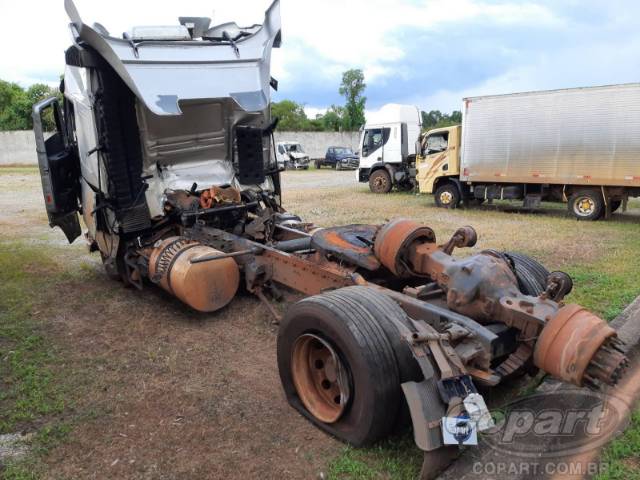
[
  {"left": 362, "top": 128, "right": 391, "bottom": 157},
  {"left": 426, "top": 133, "right": 449, "bottom": 154}
]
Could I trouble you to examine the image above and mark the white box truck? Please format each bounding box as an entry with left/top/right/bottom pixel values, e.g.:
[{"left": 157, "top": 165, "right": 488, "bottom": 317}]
[
  {"left": 416, "top": 83, "right": 640, "bottom": 220},
  {"left": 357, "top": 104, "right": 422, "bottom": 193}
]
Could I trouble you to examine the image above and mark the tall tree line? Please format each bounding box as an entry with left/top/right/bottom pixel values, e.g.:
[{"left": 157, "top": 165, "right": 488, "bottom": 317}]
[
  {"left": 0, "top": 73, "right": 463, "bottom": 133},
  {"left": 421, "top": 110, "right": 462, "bottom": 130}
]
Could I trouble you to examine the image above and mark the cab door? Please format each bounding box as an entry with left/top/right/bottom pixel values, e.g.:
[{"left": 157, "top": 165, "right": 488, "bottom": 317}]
[
  {"left": 360, "top": 127, "right": 391, "bottom": 167},
  {"left": 32, "top": 97, "right": 81, "bottom": 242},
  {"left": 416, "top": 131, "right": 451, "bottom": 194}
]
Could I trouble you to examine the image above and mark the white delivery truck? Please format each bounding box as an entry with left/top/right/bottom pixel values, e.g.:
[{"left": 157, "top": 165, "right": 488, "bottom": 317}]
[{"left": 357, "top": 104, "right": 422, "bottom": 193}]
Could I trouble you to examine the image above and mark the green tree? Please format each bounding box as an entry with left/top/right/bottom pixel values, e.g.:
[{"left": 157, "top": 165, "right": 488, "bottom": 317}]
[
  {"left": 421, "top": 109, "right": 462, "bottom": 130},
  {"left": 271, "top": 99, "right": 310, "bottom": 131},
  {"left": 0, "top": 80, "right": 30, "bottom": 130},
  {"left": 339, "top": 69, "right": 366, "bottom": 131},
  {"left": 321, "top": 105, "right": 344, "bottom": 132},
  {"left": 0, "top": 80, "right": 60, "bottom": 131},
  {"left": 449, "top": 110, "right": 462, "bottom": 124}
]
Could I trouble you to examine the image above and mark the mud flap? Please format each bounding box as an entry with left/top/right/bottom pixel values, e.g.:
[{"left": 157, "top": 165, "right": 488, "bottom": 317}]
[
  {"left": 401, "top": 379, "right": 446, "bottom": 451},
  {"left": 403, "top": 379, "right": 459, "bottom": 479}
]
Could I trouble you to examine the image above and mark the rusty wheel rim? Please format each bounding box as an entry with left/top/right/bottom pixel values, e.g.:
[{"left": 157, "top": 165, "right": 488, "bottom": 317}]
[
  {"left": 574, "top": 196, "right": 595, "bottom": 216},
  {"left": 291, "top": 333, "right": 351, "bottom": 423},
  {"left": 373, "top": 175, "right": 389, "bottom": 191}
]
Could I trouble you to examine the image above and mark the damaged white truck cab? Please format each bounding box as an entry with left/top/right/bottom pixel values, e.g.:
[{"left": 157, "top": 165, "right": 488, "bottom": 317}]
[
  {"left": 275, "top": 141, "right": 310, "bottom": 170},
  {"left": 35, "top": 0, "right": 282, "bottom": 263},
  {"left": 33, "top": 2, "right": 628, "bottom": 477}
]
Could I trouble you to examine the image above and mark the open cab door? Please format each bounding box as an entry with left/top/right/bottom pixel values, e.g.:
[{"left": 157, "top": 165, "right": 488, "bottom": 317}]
[{"left": 32, "top": 97, "right": 81, "bottom": 243}]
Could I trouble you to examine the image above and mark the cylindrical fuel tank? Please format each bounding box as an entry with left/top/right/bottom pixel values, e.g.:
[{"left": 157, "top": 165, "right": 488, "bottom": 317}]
[{"left": 148, "top": 237, "right": 240, "bottom": 312}]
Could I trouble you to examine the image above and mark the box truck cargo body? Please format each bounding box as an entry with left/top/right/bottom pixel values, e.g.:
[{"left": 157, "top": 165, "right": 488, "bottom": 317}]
[
  {"left": 461, "top": 83, "right": 640, "bottom": 186},
  {"left": 416, "top": 83, "right": 640, "bottom": 220}
]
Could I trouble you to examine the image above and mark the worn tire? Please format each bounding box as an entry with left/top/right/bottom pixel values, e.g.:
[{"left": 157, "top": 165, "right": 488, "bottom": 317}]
[
  {"left": 369, "top": 169, "right": 392, "bottom": 194},
  {"left": 434, "top": 183, "right": 460, "bottom": 209},
  {"left": 277, "top": 286, "right": 420, "bottom": 446},
  {"left": 568, "top": 189, "right": 604, "bottom": 220},
  {"left": 482, "top": 250, "right": 550, "bottom": 296},
  {"left": 505, "top": 252, "right": 550, "bottom": 296}
]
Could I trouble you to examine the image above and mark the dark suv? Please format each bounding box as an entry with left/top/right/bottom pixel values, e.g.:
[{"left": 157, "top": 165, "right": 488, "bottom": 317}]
[{"left": 317, "top": 146, "right": 359, "bottom": 170}]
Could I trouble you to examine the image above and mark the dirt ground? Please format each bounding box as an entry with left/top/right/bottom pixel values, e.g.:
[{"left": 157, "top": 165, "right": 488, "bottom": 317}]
[{"left": 2, "top": 167, "right": 640, "bottom": 479}]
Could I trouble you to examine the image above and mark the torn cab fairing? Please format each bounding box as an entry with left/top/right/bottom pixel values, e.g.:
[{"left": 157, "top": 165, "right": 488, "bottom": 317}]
[
  {"left": 64, "top": 0, "right": 281, "bottom": 116},
  {"left": 59, "top": 0, "right": 282, "bottom": 245}
]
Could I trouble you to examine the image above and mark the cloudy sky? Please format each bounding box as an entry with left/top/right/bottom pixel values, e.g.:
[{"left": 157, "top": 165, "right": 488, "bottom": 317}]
[{"left": 1, "top": 0, "right": 639, "bottom": 117}]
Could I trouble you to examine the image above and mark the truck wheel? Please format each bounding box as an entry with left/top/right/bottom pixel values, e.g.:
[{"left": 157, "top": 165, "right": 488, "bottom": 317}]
[
  {"left": 369, "top": 169, "right": 392, "bottom": 194},
  {"left": 505, "top": 252, "right": 550, "bottom": 296},
  {"left": 568, "top": 190, "right": 604, "bottom": 220},
  {"left": 278, "top": 286, "right": 419, "bottom": 446},
  {"left": 434, "top": 184, "right": 460, "bottom": 208}
]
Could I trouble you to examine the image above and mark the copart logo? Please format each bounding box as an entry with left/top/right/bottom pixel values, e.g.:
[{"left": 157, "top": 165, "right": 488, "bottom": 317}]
[{"left": 481, "top": 389, "right": 629, "bottom": 458}]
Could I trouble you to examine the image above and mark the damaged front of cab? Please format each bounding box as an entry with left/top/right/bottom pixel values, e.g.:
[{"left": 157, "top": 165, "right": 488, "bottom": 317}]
[{"left": 38, "top": 0, "right": 282, "bottom": 250}]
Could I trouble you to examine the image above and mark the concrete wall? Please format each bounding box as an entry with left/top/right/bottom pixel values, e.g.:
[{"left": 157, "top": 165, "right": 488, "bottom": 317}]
[
  {"left": 0, "top": 130, "right": 361, "bottom": 165},
  {"left": 273, "top": 131, "right": 360, "bottom": 159},
  {"left": 0, "top": 131, "right": 41, "bottom": 166}
]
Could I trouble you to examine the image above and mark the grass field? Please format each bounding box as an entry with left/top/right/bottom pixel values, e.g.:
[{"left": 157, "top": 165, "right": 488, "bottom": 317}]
[{"left": 1, "top": 166, "right": 639, "bottom": 479}]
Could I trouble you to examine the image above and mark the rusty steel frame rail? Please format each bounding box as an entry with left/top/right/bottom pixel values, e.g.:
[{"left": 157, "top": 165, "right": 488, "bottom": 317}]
[
  {"left": 188, "top": 225, "right": 498, "bottom": 346},
  {"left": 185, "top": 220, "right": 627, "bottom": 389},
  {"left": 187, "top": 225, "right": 355, "bottom": 295}
]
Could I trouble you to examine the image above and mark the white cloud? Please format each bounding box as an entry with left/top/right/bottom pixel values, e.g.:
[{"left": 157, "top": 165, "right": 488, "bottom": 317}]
[
  {"left": 277, "top": 0, "right": 561, "bottom": 86},
  {"left": 0, "top": 0, "right": 560, "bottom": 88},
  {"left": 0, "top": 0, "right": 276, "bottom": 86}
]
